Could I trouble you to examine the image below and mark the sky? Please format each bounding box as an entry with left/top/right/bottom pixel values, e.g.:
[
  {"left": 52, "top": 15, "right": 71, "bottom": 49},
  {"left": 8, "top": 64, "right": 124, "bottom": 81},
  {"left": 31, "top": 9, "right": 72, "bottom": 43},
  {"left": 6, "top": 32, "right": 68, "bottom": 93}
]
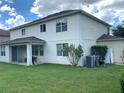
[{"left": 0, "top": 0, "right": 124, "bottom": 30}]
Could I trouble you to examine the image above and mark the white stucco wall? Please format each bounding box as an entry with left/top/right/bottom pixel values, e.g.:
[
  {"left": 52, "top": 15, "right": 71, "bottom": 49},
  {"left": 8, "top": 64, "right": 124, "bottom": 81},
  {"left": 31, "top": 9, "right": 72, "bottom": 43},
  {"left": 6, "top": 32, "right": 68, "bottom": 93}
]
[
  {"left": 8, "top": 13, "right": 108, "bottom": 65},
  {"left": 77, "top": 14, "right": 108, "bottom": 57},
  {"left": 78, "top": 14, "right": 108, "bottom": 40}
]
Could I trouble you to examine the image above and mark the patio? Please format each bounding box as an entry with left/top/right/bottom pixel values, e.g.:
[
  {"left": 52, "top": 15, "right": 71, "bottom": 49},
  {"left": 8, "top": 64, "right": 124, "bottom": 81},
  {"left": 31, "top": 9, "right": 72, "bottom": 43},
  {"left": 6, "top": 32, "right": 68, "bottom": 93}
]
[{"left": 0, "top": 36, "right": 46, "bottom": 66}]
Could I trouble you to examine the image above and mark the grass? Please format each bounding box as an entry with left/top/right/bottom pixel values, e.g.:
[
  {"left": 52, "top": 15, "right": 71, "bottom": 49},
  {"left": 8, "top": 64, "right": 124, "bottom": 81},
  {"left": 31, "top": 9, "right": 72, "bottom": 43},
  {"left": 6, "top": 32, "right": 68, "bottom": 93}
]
[{"left": 0, "top": 62, "right": 123, "bottom": 93}]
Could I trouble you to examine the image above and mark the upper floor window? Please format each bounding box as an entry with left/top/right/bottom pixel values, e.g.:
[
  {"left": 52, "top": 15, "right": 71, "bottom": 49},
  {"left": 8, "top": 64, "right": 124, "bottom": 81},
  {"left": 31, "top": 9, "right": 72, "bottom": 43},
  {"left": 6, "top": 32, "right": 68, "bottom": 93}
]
[
  {"left": 40, "top": 24, "right": 46, "bottom": 32},
  {"left": 21, "top": 29, "right": 25, "bottom": 36},
  {"left": 56, "top": 43, "right": 68, "bottom": 56},
  {"left": 56, "top": 19, "right": 67, "bottom": 32}
]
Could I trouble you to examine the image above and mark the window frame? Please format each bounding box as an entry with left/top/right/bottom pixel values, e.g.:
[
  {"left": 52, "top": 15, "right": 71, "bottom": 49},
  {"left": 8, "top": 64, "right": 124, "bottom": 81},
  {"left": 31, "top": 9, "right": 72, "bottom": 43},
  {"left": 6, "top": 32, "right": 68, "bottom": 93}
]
[
  {"left": 56, "top": 43, "right": 68, "bottom": 56},
  {"left": 39, "top": 45, "right": 44, "bottom": 56},
  {"left": 63, "top": 43, "right": 68, "bottom": 56},
  {"left": 32, "top": 45, "right": 44, "bottom": 56},
  {"left": 32, "top": 46, "right": 39, "bottom": 56},
  {"left": 56, "top": 19, "right": 67, "bottom": 32},
  {"left": 1, "top": 46, "right": 5, "bottom": 56},
  {"left": 40, "top": 24, "right": 46, "bottom": 32},
  {"left": 62, "top": 20, "right": 67, "bottom": 32},
  {"left": 56, "top": 22, "right": 62, "bottom": 32},
  {"left": 21, "top": 29, "right": 25, "bottom": 36},
  {"left": 57, "top": 44, "right": 63, "bottom": 56}
]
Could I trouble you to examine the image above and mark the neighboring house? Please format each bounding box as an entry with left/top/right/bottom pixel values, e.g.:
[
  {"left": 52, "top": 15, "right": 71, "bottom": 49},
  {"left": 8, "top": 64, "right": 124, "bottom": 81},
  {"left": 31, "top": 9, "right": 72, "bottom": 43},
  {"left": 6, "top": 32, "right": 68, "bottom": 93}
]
[
  {"left": 97, "top": 34, "right": 124, "bottom": 64},
  {"left": 0, "top": 29, "right": 10, "bottom": 43},
  {"left": 0, "top": 10, "right": 110, "bottom": 66},
  {"left": 0, "top": 29, "right": 10, "bottom": 62}
]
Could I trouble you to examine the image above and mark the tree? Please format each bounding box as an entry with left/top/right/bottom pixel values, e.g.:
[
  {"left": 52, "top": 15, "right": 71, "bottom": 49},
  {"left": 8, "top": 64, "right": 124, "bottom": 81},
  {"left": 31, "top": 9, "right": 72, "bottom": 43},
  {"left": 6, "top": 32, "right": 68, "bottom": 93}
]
[
  {"left": 64, "top": 44, "right": 83, "bottom": 67},
  {"left": 114, "top": 22, "right": 124, "bottom": 37}
]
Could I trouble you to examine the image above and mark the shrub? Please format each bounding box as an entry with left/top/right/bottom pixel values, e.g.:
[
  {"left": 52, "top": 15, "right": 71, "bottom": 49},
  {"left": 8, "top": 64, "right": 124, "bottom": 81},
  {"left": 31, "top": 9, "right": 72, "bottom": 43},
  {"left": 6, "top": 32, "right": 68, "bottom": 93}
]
[
  {"left": 64, "top": 44, "right": 83, "bottom": 67},
  {"left": 120, "top": 74, "right": 124, "bottom": 93},
  {"left": 91, "top": 45, "right": 108, "bottom": 60}
]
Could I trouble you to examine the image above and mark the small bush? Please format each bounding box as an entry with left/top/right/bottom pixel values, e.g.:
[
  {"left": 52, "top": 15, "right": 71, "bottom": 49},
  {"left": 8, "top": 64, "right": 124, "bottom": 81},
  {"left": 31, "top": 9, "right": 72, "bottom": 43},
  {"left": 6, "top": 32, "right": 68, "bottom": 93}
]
[
  {"left": 91, "top": 45, "right": 108, "bottom": 60},
  {"left": 120, "top": 74, "right": 124, "bottom": 93},
  {"left": 64, "top": 44, "right": 83, "bottom": 67}
]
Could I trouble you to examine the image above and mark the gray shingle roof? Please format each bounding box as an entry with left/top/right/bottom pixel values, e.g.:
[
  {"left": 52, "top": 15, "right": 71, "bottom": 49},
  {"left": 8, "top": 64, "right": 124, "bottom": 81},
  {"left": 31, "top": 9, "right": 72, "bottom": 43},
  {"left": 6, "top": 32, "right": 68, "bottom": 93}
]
[
  {"left": 0, "top": 29, "right": 10, "bottom": 37},
  {"left": 97, "top": 34, "right": 124, "bottom": 42},
  {"left": 9, "top": 9, "right": 110, "bottom": 31},
  {"left": 0, "top": 36, "right": 45, "bottom": 45}
]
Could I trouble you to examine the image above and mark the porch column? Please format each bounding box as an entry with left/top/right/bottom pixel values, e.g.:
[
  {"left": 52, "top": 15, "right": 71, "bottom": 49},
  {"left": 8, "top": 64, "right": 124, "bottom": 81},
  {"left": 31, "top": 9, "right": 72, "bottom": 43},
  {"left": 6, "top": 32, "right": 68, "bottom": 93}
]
[{"left": 27, "top": 43, "right": 32, "bottom": 66}]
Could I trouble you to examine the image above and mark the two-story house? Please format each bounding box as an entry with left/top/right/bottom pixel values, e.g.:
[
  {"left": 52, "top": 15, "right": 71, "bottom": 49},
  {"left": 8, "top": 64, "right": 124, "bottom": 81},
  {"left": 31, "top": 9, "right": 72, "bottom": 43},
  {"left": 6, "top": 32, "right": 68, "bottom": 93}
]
[{"left": 0, "top": 10, "right": 110, "bottom": 66}]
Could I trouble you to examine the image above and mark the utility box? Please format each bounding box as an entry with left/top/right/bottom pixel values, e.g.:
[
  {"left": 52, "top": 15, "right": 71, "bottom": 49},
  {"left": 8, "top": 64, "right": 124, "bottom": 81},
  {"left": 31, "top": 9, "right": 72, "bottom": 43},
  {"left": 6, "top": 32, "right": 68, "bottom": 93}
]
[{"left": 86, "top": 56, "right": 99, "bottom": 68}]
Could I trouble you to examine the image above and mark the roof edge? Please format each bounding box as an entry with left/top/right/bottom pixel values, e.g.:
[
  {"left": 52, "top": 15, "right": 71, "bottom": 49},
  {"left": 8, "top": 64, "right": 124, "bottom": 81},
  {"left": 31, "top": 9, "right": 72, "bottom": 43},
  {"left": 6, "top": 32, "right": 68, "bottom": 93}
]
[
  {"left": 8, "top": 9, "right": 111, "bottom": 31},
  {"left": 0, "top": 36, "right": 46, "bottom": 45},
  {"left": 97, "top": 38, "right": 124, "bottom": 42},
  {"left": 9, "top": 10, "right": 81, "bottom": 31},
  {"left": 80, "top": 11, "right": 110, "bottom": 26}
]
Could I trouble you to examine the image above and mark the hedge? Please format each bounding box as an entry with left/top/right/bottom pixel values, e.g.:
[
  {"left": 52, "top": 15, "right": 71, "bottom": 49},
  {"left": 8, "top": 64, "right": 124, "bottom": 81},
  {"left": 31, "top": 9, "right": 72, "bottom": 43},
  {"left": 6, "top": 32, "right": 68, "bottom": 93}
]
[{"left": 91, "top": 45, "right": 108, "bottom": 60}]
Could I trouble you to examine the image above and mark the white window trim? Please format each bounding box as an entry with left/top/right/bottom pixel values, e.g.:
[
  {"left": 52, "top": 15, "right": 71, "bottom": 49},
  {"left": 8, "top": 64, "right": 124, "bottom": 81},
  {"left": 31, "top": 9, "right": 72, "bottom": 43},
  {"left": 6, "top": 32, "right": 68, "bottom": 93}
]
[
  {"left": 21, "top": 29, "right": 26, "bottom": 36},
  {"left": 40, "top": 24, "right": 46, "bottom": 32},
  {"left": 56, "top": 19, "right": 67, "bottom": 32}
]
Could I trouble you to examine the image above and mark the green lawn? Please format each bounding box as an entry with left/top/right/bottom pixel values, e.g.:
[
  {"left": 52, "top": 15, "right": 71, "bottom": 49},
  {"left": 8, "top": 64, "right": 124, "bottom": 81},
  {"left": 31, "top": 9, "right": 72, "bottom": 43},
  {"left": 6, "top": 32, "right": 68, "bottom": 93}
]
[{"left": 0, "top": 63, "right": 124, "bottom": 93}]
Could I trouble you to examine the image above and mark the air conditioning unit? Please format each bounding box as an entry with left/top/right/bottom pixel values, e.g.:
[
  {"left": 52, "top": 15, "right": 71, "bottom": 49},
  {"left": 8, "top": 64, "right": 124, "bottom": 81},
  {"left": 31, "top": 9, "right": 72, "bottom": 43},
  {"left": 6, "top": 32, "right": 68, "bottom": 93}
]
[{"left": 86, "top": 56, "right": 99, "bottom": 68}]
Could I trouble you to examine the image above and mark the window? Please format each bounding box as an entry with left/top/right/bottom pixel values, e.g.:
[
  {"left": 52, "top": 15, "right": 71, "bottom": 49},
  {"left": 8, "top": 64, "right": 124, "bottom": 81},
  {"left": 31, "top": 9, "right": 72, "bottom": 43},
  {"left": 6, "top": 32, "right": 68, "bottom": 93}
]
[
  {"left": 32, "top": 45, "right": 44, "bottom": 56},
  {"left": 32, "top": 46, "right": 38, "bottom": 56},
  {"left": 56, "top": 19, "right": 67, "bottom": 32},
  {"left": 39, "top": 46, "right": 44, "bottom": 56},
  {"left": 62, "top": 21, "right": 67, "bottom": 32},
  {"left": 0, "top": 46, "right": 5, "bottom": 56},
  {"left": 56, "top": 22, "right": 62, "bottom": 32},
  {"left": 56, "top": 43, "right": 68, "bottom": 56},
  {"left": 21, "top": 29, "right": 25, "bottom": 35},
  {"left": 57, "top": 44, "right": 63, "bottom": 56},
  {"left": 63, "top": 43, "right": 68, "bottom": 56},
  {"left": 40, "top": 24, "right": 46, "bottom": 32}
]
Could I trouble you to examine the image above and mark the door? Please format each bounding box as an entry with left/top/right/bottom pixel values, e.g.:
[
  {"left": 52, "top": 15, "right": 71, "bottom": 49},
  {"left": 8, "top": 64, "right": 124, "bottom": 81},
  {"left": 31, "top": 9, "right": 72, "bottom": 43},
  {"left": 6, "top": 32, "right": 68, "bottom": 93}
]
[
  {"left": 12, "top": 46, "right": 17, "bottom": 62},
  {"left": 105, "top": 48, "right": 114, "bottom": 64}
]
